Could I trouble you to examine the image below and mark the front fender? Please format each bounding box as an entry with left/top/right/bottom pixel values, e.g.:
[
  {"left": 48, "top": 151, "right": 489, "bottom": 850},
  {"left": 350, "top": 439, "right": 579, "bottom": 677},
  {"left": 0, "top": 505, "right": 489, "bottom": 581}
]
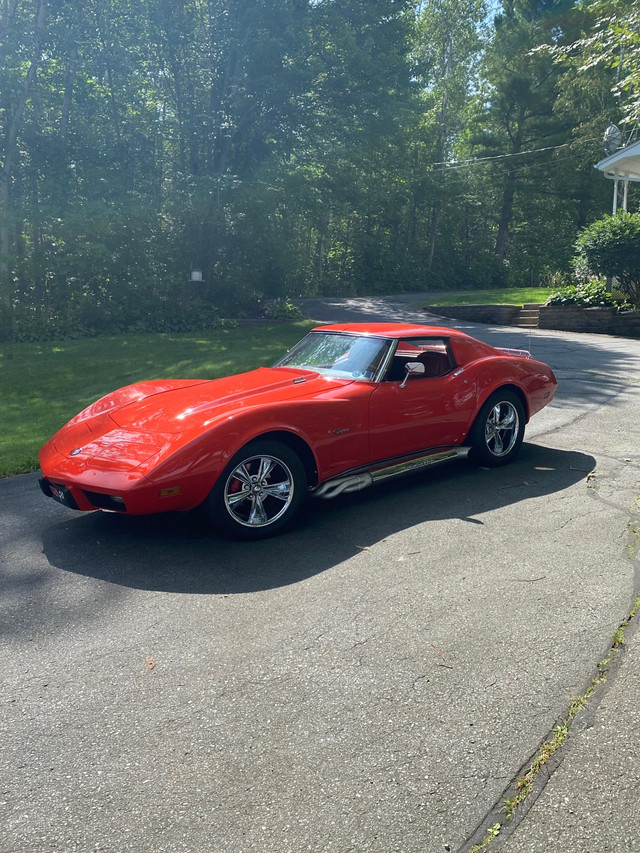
[
  {"left": 145, "top": 389, "right": 372, "bottom": 504},
  {"left": 143, "top": 412, "right": 321, "bottom": 509}
]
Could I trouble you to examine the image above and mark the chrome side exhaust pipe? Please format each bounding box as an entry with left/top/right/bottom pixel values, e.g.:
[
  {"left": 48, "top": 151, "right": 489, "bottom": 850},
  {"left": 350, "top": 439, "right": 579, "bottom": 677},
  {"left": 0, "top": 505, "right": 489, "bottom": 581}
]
[
  {"left": 312, "top": 447, "right": 471, "bottom": 500},
  {"left": 312, "top": 472, "right": 374, "bottom": 499}
]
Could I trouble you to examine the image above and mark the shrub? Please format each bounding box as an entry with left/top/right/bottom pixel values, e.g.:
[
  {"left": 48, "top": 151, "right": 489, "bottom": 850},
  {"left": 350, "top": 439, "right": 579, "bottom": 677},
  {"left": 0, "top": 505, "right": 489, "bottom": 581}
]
[
  {"left": 545, "top": 279, "right": 617, "bottom": 308},
  {"left": 7, "top": 300, "right": 233, "bottom": 342},
  {"left": 575, "top": 214, "right": 640, "bottom": 308},
  {"left": 264, "top": 298, "right": 303, "bottom": 321}
]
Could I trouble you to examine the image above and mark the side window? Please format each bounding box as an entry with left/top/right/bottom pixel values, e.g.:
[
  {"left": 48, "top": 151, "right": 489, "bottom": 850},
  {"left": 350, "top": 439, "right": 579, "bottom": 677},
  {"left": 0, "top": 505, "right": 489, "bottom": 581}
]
[{"left": 385, "top": 338, "right": 454, "bottom": 381}]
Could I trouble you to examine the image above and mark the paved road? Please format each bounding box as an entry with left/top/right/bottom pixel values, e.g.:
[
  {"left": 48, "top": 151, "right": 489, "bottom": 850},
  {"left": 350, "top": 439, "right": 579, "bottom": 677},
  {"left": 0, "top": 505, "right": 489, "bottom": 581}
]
[{"left": 2, "top": 296, "right": 639, "bottom": 852}]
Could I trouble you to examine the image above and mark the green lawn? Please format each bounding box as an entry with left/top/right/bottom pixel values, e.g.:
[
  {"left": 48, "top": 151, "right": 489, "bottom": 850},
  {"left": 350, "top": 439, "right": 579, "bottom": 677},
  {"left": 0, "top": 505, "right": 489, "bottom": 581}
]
[
  {"left": 423, "top": 287, "right": 554, "bottom": 306},
  {"left": 0, "top": 321, "right": 314, "bottom": 478},
  {"left": 0, "top": 293, "right": 557, "bottom": 477}
]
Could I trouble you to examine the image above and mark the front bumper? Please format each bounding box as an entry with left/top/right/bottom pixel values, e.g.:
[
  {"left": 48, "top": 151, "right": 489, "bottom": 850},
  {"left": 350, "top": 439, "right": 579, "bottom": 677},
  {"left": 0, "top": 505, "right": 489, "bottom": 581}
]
[
  {"left": 40, "top": 476, "right": 131, "bottom": 512},
  {"left": 39, "top": 477, "right": 82, "bottom": 510}
]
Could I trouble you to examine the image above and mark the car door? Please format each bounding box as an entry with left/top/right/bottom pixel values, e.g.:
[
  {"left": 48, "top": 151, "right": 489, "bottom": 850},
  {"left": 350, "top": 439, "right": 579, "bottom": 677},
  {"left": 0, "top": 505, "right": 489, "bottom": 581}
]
[{"left": 368, "top": 340, "right": 477, "bottom": 462}]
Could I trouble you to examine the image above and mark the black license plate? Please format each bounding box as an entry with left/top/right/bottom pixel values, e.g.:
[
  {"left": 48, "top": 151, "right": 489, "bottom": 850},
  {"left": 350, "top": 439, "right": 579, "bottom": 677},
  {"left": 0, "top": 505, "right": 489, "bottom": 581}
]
[{"left": 40, "top": 478, "right": 80, "bottom": 510}]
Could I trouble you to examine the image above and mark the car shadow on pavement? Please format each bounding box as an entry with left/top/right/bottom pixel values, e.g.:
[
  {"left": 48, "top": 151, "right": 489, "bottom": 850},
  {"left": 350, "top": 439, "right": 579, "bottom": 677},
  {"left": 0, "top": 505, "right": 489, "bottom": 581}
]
[{"left": 40, "top": 443, "right": 595, "bottom": 596}]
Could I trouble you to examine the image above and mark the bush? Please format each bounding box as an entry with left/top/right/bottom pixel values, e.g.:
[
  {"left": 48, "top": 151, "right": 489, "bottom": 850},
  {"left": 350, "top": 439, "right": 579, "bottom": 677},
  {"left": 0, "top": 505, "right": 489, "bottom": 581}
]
[
  {"left": 7, "top": 299, "right": 233, "bottom": 342},
  {"left": 264, "top": 298, "right": 303, "bottom": 321},
  {"left": 545, "top": 279, "right": 617, "bottom": 308},
  {"left": 540, "top": 269, "right": 574, "bottom": 291},
  {"left": 575, "top": 214, "right": 640, "bottom": 308}
]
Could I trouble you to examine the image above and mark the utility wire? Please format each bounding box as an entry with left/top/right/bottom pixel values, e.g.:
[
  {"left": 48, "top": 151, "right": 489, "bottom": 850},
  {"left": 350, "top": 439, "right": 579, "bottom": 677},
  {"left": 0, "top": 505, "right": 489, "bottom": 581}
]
[{"left": 431, "top": 136, "right": 600, "bottom": 170}]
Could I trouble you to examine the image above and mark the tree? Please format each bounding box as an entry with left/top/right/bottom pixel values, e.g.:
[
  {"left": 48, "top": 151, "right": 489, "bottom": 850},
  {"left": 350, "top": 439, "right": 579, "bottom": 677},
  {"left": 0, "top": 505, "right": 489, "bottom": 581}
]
[
  {"left": 575, "top": 213, "right": 640, "bottom": 307},
  {"left": 473, "top": 0, "right": 578, "bottom": 274},
  {"left": 564, "top": 0, "right": 640, "bottom": 129},
  {"left": 413, "top": 0, "right": 487, "bottom": 274},
  {"left": 6, "top": 0, "right": 634, "bottom": 339},
  {"left": 0, "top": 0, "right": 48, "bottom": 338}
]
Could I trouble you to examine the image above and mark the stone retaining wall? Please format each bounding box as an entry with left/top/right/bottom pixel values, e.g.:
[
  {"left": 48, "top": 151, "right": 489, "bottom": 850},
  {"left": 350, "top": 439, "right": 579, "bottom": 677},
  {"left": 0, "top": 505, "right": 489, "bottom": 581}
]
[
  {"left": 432, "top": 304, "right": 640, "bottom": 339},
  {"left": 539, "top": 305, "right": 640, "bottom": 337},
  {"left": 430, "top": 304, "right": 521, "bottom": 325}
]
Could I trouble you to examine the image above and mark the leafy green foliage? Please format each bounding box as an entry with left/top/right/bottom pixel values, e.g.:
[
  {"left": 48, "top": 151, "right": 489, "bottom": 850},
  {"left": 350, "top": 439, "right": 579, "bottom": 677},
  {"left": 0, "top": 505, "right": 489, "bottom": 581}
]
[
  {"left": 471, "top": 0, "right": 583, "bottom": 274},
  {"left": 557, "top": 0, "right": 640, "bottom": 128},
  {"left": 575, "top": 214, "right": 640, "bottom": 308},
  {"left": 0, "top": 0, "right": 631, "bottom": 342},
  {"left": 544, "top": 278, "right": 617, "bottom": 307},
  {"left": 8, "top": 300, "right": 232, "bottom": 343},
  {"left": 264, "top": 298, "right": 304, "bottom": 321}
]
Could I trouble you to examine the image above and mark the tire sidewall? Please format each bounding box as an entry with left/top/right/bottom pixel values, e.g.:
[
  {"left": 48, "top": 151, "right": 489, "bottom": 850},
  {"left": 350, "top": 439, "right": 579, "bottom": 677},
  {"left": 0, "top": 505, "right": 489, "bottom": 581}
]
[
  {"left": 205, "top": 440, "right": 307, "bottom": 539},
  {"left": 469, "top": 389, "right": 525, "bottom": 467}
]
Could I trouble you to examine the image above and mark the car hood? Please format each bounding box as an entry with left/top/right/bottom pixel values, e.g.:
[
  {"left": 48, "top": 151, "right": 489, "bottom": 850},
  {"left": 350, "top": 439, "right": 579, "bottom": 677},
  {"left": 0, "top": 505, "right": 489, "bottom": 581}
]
[{"left": 109, "top": 367, "right": 344, "bottom": 434}]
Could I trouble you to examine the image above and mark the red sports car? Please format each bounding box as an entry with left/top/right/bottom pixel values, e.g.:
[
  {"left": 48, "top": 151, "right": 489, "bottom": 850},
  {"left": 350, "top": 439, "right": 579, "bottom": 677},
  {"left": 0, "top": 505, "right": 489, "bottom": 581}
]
[{"left": 39, "top": 323, "right": 557, "bottom": 538}]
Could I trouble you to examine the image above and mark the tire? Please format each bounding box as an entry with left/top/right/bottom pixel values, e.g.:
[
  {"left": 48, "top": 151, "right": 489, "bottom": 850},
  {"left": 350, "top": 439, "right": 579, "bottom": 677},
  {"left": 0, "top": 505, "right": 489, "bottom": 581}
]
[
  {"left": 469, "top": 390, "right": 525, "bottom": 467},
  {"left": 205, "top": 440, "right": 307, "bottom": 539}
]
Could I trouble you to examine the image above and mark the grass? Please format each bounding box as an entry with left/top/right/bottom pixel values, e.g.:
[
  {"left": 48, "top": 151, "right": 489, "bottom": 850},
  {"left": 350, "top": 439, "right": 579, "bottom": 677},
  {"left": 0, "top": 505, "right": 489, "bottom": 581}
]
[
  {"left": 504, "top": 595, "right": 640, "bottom": 819},
  {"left": 470, "top": 593, "right": 640, "bottom": 852},
  {"left": 0, "top": 321, "right": 315, "bottom": 478},
  {"left": 423, "top": 287, "right": 555, "bottom": 307}
]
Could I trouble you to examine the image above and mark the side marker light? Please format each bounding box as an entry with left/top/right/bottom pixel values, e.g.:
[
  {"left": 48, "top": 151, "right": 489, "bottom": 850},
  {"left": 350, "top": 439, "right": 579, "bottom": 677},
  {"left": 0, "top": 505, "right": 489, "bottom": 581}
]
[{"left": 159, "top": 486, "right": 182, "bottom": 498}]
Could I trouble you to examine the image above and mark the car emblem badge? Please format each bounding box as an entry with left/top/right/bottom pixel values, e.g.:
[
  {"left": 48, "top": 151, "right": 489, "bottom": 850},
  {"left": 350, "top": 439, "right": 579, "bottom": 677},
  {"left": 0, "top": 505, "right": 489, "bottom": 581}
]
[{"left": 69, "top": 448, "right": 82, "bottom": 456}]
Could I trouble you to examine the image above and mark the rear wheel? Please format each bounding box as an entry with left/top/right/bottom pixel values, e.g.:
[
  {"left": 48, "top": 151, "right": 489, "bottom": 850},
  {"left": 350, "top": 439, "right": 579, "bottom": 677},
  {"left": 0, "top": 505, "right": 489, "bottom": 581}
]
[
  {"left": 469, "top": 390, "right": 525, "bottom": 467},
  {"left": 205, "top": 440, "right": 307, "bottom": 539}
]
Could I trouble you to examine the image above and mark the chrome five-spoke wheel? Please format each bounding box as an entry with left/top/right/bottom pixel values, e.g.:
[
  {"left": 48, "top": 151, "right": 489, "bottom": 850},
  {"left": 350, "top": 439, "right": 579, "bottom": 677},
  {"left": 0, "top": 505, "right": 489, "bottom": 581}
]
[
  {"left": 224, "top": 453, "right": 295, "bottom": 528},
  {"left": 206, "top": 440, "right": 307, "bottom": 538},
  {"left": 470, "top": 390, "right": 525, "bottom": 466},
  {"left": 484, "top": 400, "right": 520, "bottom": 457}
]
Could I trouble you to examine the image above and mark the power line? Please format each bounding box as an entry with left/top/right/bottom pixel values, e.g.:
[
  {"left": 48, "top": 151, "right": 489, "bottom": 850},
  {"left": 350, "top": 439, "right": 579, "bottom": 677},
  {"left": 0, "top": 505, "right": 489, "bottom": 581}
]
[{"left": 431, "top": 137, "right": 600, "bottom": 170}]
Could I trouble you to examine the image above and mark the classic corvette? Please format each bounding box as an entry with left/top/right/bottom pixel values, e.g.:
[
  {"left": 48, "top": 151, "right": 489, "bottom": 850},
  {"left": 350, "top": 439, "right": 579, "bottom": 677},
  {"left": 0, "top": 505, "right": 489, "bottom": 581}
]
[{"left": 39, "top": 323, "right": 557, "bottom": 538}]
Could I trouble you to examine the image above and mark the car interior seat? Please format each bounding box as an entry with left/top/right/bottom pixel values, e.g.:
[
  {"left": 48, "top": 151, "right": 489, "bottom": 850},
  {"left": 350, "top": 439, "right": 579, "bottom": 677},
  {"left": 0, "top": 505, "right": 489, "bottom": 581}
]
[
  {"left": 386, "top": 351, "right": 452, "bottom": 381},
  {"left": 417, "top": 351, "right": 453, "bottom": 377}
]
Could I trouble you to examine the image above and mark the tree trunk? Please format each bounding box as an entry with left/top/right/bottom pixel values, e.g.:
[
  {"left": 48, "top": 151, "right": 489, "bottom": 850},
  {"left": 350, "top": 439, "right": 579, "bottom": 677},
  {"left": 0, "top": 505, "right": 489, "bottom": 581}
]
[
  {"left": 426, "top": 34, "right": 451, "bottom": 274},
  {"left": 495, "top": 166, "right": 517, "bottom": 263},
  {"left": 314, "top": 210, "right": 330, "bottom": 290},
  {"left": 0, "top": 0, "right": 48, "bottom": 338}
]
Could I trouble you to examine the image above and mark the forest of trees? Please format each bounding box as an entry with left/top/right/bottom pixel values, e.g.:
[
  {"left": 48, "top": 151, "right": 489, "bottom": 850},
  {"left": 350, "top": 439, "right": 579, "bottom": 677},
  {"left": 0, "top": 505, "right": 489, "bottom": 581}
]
[{"left": 0, "top": 0, "right": 638, "bottom": 340}]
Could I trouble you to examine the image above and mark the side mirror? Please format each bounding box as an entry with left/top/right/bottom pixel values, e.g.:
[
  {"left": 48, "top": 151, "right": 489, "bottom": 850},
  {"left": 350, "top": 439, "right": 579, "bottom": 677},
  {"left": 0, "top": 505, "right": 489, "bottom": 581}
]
[{"left": 400, "top": 361, "right": 425, "bottom": 388}]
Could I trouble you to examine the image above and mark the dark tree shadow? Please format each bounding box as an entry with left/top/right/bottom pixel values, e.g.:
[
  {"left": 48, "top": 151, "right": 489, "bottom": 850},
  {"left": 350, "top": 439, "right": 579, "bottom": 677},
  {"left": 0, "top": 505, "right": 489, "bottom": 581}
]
[{"left": 41, "top": 444, "right": 595, "bottom": 595}]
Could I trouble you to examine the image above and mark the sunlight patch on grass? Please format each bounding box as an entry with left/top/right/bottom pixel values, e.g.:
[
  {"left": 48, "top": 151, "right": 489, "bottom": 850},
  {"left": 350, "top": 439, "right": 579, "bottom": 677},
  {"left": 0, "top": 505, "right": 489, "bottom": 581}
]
[
  {"left": 0, "top": 321, "right": 314, "bottom": 478},
  {"left": 424, "top": 287, "right": 554, "bottom": 307}
]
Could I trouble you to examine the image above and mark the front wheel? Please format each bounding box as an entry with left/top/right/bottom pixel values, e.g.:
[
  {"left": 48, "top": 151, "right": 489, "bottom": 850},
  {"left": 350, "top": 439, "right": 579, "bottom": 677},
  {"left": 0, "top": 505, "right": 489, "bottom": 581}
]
[
  {"left": 204, "top": 440, "right": 307, "bottom": 539},
  {"left": 469, "top": 390, "right": 525, "bottom": 467}
]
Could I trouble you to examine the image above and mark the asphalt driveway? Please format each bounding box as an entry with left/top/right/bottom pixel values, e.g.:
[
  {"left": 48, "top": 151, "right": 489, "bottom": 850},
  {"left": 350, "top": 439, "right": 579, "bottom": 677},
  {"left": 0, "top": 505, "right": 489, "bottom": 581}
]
[{"left": 2, "top": 295, "right": 639, "bottom": 852}]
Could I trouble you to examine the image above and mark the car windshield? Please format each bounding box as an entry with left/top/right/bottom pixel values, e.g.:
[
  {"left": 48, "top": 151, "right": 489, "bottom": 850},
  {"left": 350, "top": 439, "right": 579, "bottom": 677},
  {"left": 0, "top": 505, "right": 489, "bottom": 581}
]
[{"left": 274, "top": 331, "right": 392, "bottom": 380}]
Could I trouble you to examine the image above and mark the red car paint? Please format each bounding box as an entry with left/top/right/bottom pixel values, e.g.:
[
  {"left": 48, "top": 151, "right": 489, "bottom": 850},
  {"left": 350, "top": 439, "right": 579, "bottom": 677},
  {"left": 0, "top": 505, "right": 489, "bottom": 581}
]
[{"left": 39, "top": 323, "right": 557, "bottom": 533}]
